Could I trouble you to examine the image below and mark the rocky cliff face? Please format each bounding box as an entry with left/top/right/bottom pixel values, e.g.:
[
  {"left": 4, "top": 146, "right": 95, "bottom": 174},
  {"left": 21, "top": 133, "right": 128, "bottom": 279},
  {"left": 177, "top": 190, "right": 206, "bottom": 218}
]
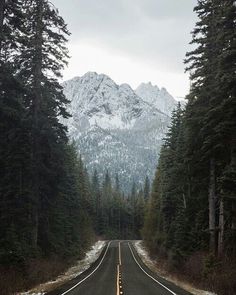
[
  {"left": 135, "top": 82, "right": 177, "bottom": 116},
  {"left": 62, "top": 72, "right": 177, "bottom": 191}
]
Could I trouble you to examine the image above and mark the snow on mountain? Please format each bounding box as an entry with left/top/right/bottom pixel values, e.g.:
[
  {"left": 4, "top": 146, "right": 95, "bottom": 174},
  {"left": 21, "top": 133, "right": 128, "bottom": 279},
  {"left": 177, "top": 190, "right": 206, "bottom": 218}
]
[
  {"left": 62, "top": 72, "right": 176, "bottom": 192},
  {"left": 135, "top": 82, "right": 177, "bottom": 116},
  {"left": 63, "top": 72, "right": 167, "bottom": 131}
]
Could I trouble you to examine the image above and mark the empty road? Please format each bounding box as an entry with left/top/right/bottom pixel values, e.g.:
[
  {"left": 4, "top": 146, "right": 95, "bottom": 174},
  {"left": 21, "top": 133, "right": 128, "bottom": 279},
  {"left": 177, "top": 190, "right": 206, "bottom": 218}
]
[{"left": 47, "top": 241, "right": 192, "bottom": 295}]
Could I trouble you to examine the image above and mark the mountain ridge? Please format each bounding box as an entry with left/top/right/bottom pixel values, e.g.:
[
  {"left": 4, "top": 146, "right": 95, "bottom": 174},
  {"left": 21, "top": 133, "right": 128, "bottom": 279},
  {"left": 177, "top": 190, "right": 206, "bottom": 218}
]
[{"left": 62, "top": 72, "right": 178, "bottom": 191}]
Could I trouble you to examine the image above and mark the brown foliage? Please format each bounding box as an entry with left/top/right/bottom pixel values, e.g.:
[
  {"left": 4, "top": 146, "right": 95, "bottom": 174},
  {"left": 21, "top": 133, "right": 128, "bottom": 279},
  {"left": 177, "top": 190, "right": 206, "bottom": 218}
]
[
  {"left": 182, "top": 252, "right": 236, "bottom": 295},
  {"left": 0, "top": 258, "right": 69, "bottom": 295}
]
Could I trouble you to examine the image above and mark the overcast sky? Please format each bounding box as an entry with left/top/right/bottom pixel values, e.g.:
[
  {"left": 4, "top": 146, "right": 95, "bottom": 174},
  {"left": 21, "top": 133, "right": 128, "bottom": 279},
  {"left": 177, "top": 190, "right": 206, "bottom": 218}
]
[{"left": 52, "top": 0, "right": 197, "bottom": 99}]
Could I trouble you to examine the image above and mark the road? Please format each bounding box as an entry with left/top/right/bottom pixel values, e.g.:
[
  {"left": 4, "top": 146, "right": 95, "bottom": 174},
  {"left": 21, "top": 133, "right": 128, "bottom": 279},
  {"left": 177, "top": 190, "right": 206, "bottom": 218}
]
[{"left": 47, "top": 241, "right": 192, "bottom": 295}]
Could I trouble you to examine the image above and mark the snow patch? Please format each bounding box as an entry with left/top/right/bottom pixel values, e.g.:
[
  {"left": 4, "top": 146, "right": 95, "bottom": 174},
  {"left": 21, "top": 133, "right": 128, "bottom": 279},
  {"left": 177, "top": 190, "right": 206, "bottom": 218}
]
[
  {"left": 19, "top": 241, "right": 106, "bottom": 295},
  {"left": 135, "top": 82, "right": 177, "bottom": 116},
  {"left": 134, "top": 240, "right": 154, "bottom": 267}
]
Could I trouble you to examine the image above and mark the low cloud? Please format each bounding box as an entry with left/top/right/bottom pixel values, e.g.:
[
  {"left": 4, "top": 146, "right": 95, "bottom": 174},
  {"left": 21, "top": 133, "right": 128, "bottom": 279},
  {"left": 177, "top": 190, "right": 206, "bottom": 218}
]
[{"left": 52, "top": 0, "right": 197, "bottom": 96}]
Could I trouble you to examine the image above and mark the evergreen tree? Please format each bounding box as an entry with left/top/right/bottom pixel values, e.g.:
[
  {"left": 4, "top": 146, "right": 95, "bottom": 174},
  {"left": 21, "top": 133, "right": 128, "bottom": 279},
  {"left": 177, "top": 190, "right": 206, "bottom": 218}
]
[
  {"left": 91, "top": 169, "right": 102, "bottom": 234},
  {"left": 0, "top": 0, "right": 32, "bottom": 262},
  {"left": 143, "top": 176, "right": 150, "bottom": 201},
  {"left": 135, "top": 189, "right": 145, "bottom": 238},
  {"left": 143, "top": 1, "right": 236, "bottom": 275},
  {"left": 0, "top": 0, "right": 96, "bottom": 265},
  {"left": 100, "top": 170, "right": 112, "bottom": 234},
  {"left": 18, "top": 0, "right": 70, "bottom": 251},
  {"left": 115, "top": 173, "right": 120, "bottom": 193},
  {"left": 142, "top": 169, "right": 163, "bottom": 253},
  {"left": 185, "top": 0, "right": 236, "bottom": 256}
]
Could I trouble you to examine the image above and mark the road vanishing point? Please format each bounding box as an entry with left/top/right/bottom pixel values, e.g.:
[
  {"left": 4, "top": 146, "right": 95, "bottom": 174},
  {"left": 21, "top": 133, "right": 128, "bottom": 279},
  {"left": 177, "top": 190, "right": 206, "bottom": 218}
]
[{"left": 47, "top": 241, "right": 192, "bottom": 295}]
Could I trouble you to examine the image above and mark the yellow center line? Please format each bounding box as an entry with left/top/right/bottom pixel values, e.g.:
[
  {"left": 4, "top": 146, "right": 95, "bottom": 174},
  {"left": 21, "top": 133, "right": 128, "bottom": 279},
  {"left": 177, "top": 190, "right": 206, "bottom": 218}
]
[
  {"left": 117, "top": 242, "right": 123, "bottom": 295},
  {"left": 116, "top": 264, "right": 120, "bottom": 295},
  {"left": 119, "top": 241, "right": 122, "bottom": 265}
]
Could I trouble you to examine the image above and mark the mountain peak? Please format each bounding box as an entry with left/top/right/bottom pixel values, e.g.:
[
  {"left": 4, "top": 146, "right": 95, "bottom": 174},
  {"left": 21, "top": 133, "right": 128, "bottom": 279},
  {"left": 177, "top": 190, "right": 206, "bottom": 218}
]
[
  {"left": 140, "top": 81, "right": 159, "bottom": 88},
  {"left": 135, "top": 82, "right": 176, "bottom": 116},
  {"left": 80, "top": 71, "right": 111, "bottom": 83},
  {"left": 63, "top": 72, "right": 158, "bottom": 131},
  {"left": 62, "top": 72, "right": 174, "bottom": 191}
]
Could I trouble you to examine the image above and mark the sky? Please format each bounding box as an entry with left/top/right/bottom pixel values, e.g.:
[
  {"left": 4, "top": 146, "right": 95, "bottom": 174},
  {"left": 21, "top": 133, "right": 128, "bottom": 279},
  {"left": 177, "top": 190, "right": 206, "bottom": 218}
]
[{"left": 52, "top": 0, "right": 197, "bottom": 99}]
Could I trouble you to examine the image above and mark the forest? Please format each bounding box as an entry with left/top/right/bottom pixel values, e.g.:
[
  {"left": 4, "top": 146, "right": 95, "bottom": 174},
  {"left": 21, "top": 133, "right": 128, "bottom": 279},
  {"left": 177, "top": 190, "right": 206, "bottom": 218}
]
[
  {"left": 142, "top": 1, "right": 236, "bottom": 294},
  {"left": 0, "top": 0, "right": 235, "bottom": 295},
  {"left": 0, "top": 0, "right": 147, "bottom": 293}
]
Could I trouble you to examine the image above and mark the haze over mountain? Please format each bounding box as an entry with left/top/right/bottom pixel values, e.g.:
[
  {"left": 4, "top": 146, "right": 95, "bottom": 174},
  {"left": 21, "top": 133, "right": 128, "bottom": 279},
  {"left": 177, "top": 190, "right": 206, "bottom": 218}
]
[{"left": 62, "top": 72, "right": 178, "bottom": 191}]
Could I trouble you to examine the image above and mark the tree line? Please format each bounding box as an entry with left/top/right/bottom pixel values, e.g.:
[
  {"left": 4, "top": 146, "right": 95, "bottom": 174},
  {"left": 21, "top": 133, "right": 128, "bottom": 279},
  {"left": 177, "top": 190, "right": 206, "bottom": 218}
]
[
  {"left": 90, "top": 170, "right": 149, "bottom": 239},
  {"left": 143, "top": 0, "right": 236, "bottom": 292},
  {"left": 0, "top": 0, "right": 150, "bottom": 268},
  {"left": 0, "top": 0, "right": 95, "bottom": 263}
]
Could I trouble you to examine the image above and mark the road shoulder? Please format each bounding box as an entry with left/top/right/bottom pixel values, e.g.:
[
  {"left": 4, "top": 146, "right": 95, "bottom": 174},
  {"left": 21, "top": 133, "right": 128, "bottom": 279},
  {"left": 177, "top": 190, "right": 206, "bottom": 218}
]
[{"left": 132, "top": 241, "right": 217, "bottom": 295}]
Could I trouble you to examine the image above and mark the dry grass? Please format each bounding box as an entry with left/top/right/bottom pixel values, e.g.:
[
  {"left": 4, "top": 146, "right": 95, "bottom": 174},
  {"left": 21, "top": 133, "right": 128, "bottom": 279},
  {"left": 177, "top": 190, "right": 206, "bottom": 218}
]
[
  {"left": 0, "top": 258, "right": 69, "bottom": 295},
  {"left": 164, "top": 252, "right": 236, "bottom": 295},
  {"left": 175, "top": 252, "right": 236, "bottom": 295},
  {"left": 135, "top": 242, "right": 236, "bottom": 295}
]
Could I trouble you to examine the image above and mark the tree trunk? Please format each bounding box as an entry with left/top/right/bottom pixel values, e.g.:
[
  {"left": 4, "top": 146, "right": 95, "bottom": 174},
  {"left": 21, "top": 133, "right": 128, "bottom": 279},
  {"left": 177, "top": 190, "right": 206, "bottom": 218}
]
[
  {"left": 31, "top": 0, "right": 43, "bottom": 249},
  {"left": 232, "top": 202, "right": 236, "bottom": 231},
  {"left": 209, "top": 157, "right": 217, "bottom": 254},
  {"left": 0, "top": 0, "right": 5, "bottom": 50},
  {"left": 182, "top": 192, "right": 187, "bottom": 209},
  {"left": 218, "top": 197, "right": 224, "bottom": 257},
  {"left": 231, "top": 134, "right": 236, "bottom": 231}
]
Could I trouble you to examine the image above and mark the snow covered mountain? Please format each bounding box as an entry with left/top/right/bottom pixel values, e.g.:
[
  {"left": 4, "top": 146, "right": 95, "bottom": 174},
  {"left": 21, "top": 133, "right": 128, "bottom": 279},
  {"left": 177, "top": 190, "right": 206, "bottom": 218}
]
[
  {"left": 135, "top": 82, "right": 177, "bottom": 116},
  {"left": 62, "top": 72, "right": 177, "bottom": 191}
]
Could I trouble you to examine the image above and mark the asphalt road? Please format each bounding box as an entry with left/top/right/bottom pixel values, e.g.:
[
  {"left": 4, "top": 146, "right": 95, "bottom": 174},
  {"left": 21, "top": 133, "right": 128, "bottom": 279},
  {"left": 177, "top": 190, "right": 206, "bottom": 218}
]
[{"left": 47, "top": 241, "right": 192, "bottom": 295}]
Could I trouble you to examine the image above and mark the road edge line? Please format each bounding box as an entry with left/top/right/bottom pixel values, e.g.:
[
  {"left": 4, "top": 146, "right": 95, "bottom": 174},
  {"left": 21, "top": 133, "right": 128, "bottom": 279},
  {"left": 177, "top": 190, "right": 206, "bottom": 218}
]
[
  {"left": 128, "top": 242, "right": 177, "bottom": 295},
  {"left": 60, "top": 241, "right": 111, "bottom": 295}
]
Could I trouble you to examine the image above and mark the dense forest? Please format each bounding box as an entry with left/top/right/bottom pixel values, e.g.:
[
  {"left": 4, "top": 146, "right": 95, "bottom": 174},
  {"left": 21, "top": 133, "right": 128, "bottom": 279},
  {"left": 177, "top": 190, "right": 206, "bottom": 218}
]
[
  {"left": 1, "top": 0, "right": 235, "bottom": 294},
  {"left": 0, "top": 2, "right": 147, "bottom": 293},
  {"left": 91, "top": 169, "right": 146, "bottom": 240},
  {"left": 142, "top": 1, "right": 236, "bottom": 294}
]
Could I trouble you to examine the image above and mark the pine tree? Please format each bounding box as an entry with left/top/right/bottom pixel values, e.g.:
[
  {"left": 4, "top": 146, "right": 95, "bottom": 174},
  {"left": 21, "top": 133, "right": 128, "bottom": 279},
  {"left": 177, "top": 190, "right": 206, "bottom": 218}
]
[
  {"left": 91, "top": 169, "right": 102, "bottom": 233},
  {"left": 0, "top": 0, "right": 33, "bottom": 262},
  {"left": 135, "top": 190, "right": 145, "bottom": 238},
  {"left": 185, "top": 0, "right": 236, "bottom": 256},
  {"left": 114, "top": 173, "right": 122, "bottom": 237},
  {"left": 16, "top": 0, "right": 70, "bottom": 251},
  {"left": 0, "top": 0, "right": 98, "bottom": 269},
  {"left": 100, "top": 170, "right": 112, "bottom": 235},
  {"left": 115, "top": 173, "right": 120, "bottom": 193},
  {"left": 213, "top": 0, "right": 236, "bottom": 257},
  {"left": 142, "top": 169, "right": 163, "bottom": 253},
  {"left": 143, "top": 176, "right": 150, "bottom": 201}
]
